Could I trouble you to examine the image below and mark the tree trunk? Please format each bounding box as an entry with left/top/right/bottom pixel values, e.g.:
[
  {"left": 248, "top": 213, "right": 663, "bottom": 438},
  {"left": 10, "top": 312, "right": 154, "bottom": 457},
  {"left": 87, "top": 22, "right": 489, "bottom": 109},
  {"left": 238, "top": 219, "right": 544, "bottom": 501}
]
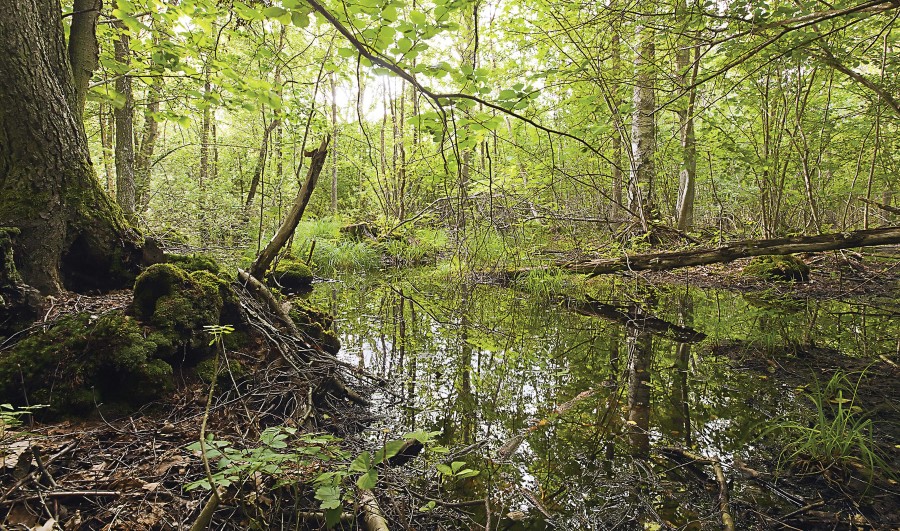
[
  {"left": 114, "top": 22, "right": 136, "bottom": 220},
  {"left": 135, "top": 80, "right": 161, "bottom": 212},
  {"left": 675, "top": 10, "right": 699, "bottom": 232},
  {"left": 249, "top": 136, "right": 330, "bottom": 280},
  {"left": 99, "top": 102, "right": 116, "bottom": 193},
  {"left": 245, "top": 118, "right": 280, "bottom": 208},
  {"left": 0, "top": 0, "right": 146, "bottom": 294},
  {"left": 330, "top": 72, "right": 339, "bottom": 213},
  {"left": 68, "top": 0, "right": 102, "bottom": 120},
  {"left": 630, "top": 22, "right": 656, "bottom": 231},
  {"left": 544, "top": 226, "right": 900, "bottom": 276}
]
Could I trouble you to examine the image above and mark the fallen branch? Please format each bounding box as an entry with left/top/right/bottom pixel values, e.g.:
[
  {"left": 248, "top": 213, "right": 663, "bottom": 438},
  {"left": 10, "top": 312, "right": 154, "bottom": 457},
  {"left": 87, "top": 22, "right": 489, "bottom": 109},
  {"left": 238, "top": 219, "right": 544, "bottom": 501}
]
[
  {"left": 505, "top": 226, "right": 900, "bottom": 278},
  {"left": 358, "top": 489, "right": 390, "bottom": 531},
  {"left": 249, "top": 136, "right": 330, "bottom": 280}
]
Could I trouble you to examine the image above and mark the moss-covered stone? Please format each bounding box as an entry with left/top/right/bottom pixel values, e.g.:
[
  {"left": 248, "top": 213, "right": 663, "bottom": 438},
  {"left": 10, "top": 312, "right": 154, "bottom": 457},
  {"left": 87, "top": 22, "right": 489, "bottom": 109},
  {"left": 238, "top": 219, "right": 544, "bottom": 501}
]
[
  {"left": 267, "top": 258, "right": 313, "bottom": 293},
  {"left": 132, "top": 264, "right": 227, "bottom": 361},
  {"left": 0, "top": 311, "right": 173, "bottom": 414},
  {"left": 743, "top": 255, "right": 810, "bottom": 282}
]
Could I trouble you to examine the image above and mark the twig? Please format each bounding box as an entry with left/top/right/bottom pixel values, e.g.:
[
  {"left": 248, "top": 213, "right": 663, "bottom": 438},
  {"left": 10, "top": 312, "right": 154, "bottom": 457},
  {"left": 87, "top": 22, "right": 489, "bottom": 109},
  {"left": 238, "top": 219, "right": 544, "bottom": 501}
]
[{"left": 712, "top": 460, "right": 736, "bottom": 531}]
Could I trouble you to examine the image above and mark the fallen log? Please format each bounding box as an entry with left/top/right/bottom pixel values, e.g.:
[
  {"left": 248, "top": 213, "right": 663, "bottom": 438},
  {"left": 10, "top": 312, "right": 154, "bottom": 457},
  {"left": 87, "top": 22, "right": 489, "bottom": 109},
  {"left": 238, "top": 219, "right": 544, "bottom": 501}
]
[{"left": 511, "top": 226, "right": 900, "bottom": 277}]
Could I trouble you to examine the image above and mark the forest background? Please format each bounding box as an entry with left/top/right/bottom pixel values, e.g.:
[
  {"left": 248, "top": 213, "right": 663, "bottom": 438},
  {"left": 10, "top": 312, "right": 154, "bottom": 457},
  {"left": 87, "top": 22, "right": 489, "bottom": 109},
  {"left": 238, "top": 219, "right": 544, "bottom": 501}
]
[{"left": 66, "top": 0, "right": 900, "bottom": 270}]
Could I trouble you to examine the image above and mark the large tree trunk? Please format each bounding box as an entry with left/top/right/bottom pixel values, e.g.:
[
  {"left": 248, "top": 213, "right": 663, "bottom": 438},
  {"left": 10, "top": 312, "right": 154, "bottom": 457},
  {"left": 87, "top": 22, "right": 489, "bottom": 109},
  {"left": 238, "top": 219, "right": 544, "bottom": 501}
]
[
  {"left": 546, "top": 226, "right": 900, "bottom": 276},
  {"left": 675, "top": 5, "right": 699, "bottom": 232},
  {"left": 0, "top": 0, "right": 147, "bottom": 294}
]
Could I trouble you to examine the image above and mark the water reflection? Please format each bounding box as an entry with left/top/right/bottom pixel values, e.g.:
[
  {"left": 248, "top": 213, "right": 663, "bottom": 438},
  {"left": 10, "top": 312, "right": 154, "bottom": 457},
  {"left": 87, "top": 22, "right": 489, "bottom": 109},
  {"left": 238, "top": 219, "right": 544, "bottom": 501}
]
[{"left": 311, "top": 273, "right": 898, "bottom": 528}]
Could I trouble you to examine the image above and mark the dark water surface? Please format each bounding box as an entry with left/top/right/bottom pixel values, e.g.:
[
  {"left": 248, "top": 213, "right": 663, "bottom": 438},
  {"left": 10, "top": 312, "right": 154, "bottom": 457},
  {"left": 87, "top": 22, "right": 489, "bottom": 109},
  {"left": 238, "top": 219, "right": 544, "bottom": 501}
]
[{"left": 310, "top": 272, "right": 898, "bottom": 529}]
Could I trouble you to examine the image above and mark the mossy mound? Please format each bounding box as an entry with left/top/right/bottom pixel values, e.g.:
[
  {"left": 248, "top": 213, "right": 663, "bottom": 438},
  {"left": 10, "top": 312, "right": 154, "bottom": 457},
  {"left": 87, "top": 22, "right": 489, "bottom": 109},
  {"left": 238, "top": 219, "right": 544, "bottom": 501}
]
[
  {"left": 743, "top": 255, "right": 810, "bottom": 282},
  {"left": 132, "top": 264, "right": 227, "bottom": 361},
  {"left": 166, "top": 253, "right": 223, "bottom": 276},
  {"left": 0, "top": 311, "right": 173, "bottom": 414},
  {"left": 290, "top": 302, "right": 340, "bottom": 355},
  {"left": 267, "top": 258, "right": 313, "bottom": 293}
]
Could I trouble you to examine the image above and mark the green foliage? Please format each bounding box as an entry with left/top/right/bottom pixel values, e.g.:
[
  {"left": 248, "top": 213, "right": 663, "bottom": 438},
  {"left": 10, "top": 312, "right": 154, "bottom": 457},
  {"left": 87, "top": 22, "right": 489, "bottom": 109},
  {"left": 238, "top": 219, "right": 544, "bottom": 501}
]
[
  {"left": 769, "top": 370, "right": 889, "bottom": 479},
  {"left": 186, "top": 427, "right": 443, "bottom": 527},
  {"left": 0, "top": 403, "right": 45, "bottom": 440},
  {"left": 381, "top": 227, "right": 449, "bottom": 265},
  {"left": 307, "top": 240, "right": 381, "bottom": 276}
]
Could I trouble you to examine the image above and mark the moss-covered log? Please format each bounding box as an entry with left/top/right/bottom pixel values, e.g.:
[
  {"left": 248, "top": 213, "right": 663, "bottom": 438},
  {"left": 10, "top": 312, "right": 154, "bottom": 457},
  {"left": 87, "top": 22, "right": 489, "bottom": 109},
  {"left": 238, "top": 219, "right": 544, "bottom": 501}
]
[{"left": 509, "top": 227, "right": 900, "bottom": 278}]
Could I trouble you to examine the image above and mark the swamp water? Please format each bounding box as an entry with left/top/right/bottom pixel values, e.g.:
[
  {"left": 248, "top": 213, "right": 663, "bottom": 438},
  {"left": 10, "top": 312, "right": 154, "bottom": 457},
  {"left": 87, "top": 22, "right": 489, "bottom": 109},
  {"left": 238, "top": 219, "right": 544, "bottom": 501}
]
[{"left": 309, "top": 272, "right": 899, "bottom": 529}]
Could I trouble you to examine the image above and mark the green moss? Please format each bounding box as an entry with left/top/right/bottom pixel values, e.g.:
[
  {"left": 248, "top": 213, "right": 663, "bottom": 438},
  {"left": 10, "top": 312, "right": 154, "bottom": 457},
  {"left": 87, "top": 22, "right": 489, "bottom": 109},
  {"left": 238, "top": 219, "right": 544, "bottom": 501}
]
[
  {"left": 743, "top": 255, "right": 810, "bottom": 282},
  {"left": 167, "top": 253, "right": 223, "bottom": 276},
  {"left": 267, "top": 258, "right": 313, "bottom": 293},
  {"left": 0, "top": 311, "right": 173, "bottom": 414},
  {"left": 133, "top": 263, "right": 190, "bottom": 320},
  {"left": 0, "top": 227, "right": 22, "bottom": 285},
  {"left": 132, "top": 264, "right": 227, "bottom": 362}
]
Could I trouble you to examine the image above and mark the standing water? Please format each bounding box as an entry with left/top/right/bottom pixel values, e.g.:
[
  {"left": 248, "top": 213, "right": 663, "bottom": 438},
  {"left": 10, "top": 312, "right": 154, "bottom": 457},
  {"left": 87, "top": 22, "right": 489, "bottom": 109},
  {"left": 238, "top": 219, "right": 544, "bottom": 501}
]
[{"left": 309, "top": 271, "right": 899, "bottom": 529}]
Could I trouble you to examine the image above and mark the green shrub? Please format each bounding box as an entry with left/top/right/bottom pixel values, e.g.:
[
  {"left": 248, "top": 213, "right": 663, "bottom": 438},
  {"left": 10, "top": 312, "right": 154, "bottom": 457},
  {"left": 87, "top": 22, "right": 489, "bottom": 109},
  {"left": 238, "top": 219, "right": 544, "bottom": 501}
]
[{"left": 768, "top": 370, "right": 889, "bottom": 480}]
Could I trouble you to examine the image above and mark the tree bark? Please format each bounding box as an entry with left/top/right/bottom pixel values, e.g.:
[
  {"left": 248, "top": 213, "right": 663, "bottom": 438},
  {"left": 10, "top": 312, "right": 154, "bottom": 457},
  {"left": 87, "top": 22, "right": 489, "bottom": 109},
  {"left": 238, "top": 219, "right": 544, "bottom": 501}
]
[
  {"left": 135, "top": 80, "right": 161, "bottom": 212},
  {"left": 68, "top": 0, "right": 102, "bottom": 120},
  {"left": 245, "top": 118, "right": 280, "bottom": 208},
  {"left": 114, "top": 22, "right": 136, "bottom": 220},
  {"left": 546, "top": 226, "right": 900, "bottom": 276},
  {"left": 629, "top": 22, "right": 656, "bottom": 231},
  {"left": 99, "top": 102, "right": 116, "bottom": 193},
  {"left": 330, "top": 72, "right": 339, "bottom": 213},
  {"left": 675, "top": 11, "right": 699, "bottom": 232},
  {"left": 249, "top": 136, "right": 330, "bottom": 280},
  {"left": 0, "top": 0, "right": 146, "bottom": 294}
]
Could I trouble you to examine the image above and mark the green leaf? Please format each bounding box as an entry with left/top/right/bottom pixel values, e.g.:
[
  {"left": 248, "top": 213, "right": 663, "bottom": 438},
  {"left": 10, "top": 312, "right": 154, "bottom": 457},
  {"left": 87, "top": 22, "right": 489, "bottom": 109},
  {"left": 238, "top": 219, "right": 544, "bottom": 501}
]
[
  {"left": 356, "top": 468, "right": 378, "bottom": 490},
  {"left": 291, "top": 10, "right": 310, "bottom": 28},
  {"left": 262, "top": 6, "right": 288, "bottom": 18},
  {"left": 374, "top": 439, "right": 407, "bottom": 464},
  {"left": 349, "top": 451, "right": 372, "bottom": 472},
  {"left": 409, "top": 11, "right": 426, "bottom": 25},
  {"left": 315, "top": 485, "right": 342, "bottom": 510}
]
